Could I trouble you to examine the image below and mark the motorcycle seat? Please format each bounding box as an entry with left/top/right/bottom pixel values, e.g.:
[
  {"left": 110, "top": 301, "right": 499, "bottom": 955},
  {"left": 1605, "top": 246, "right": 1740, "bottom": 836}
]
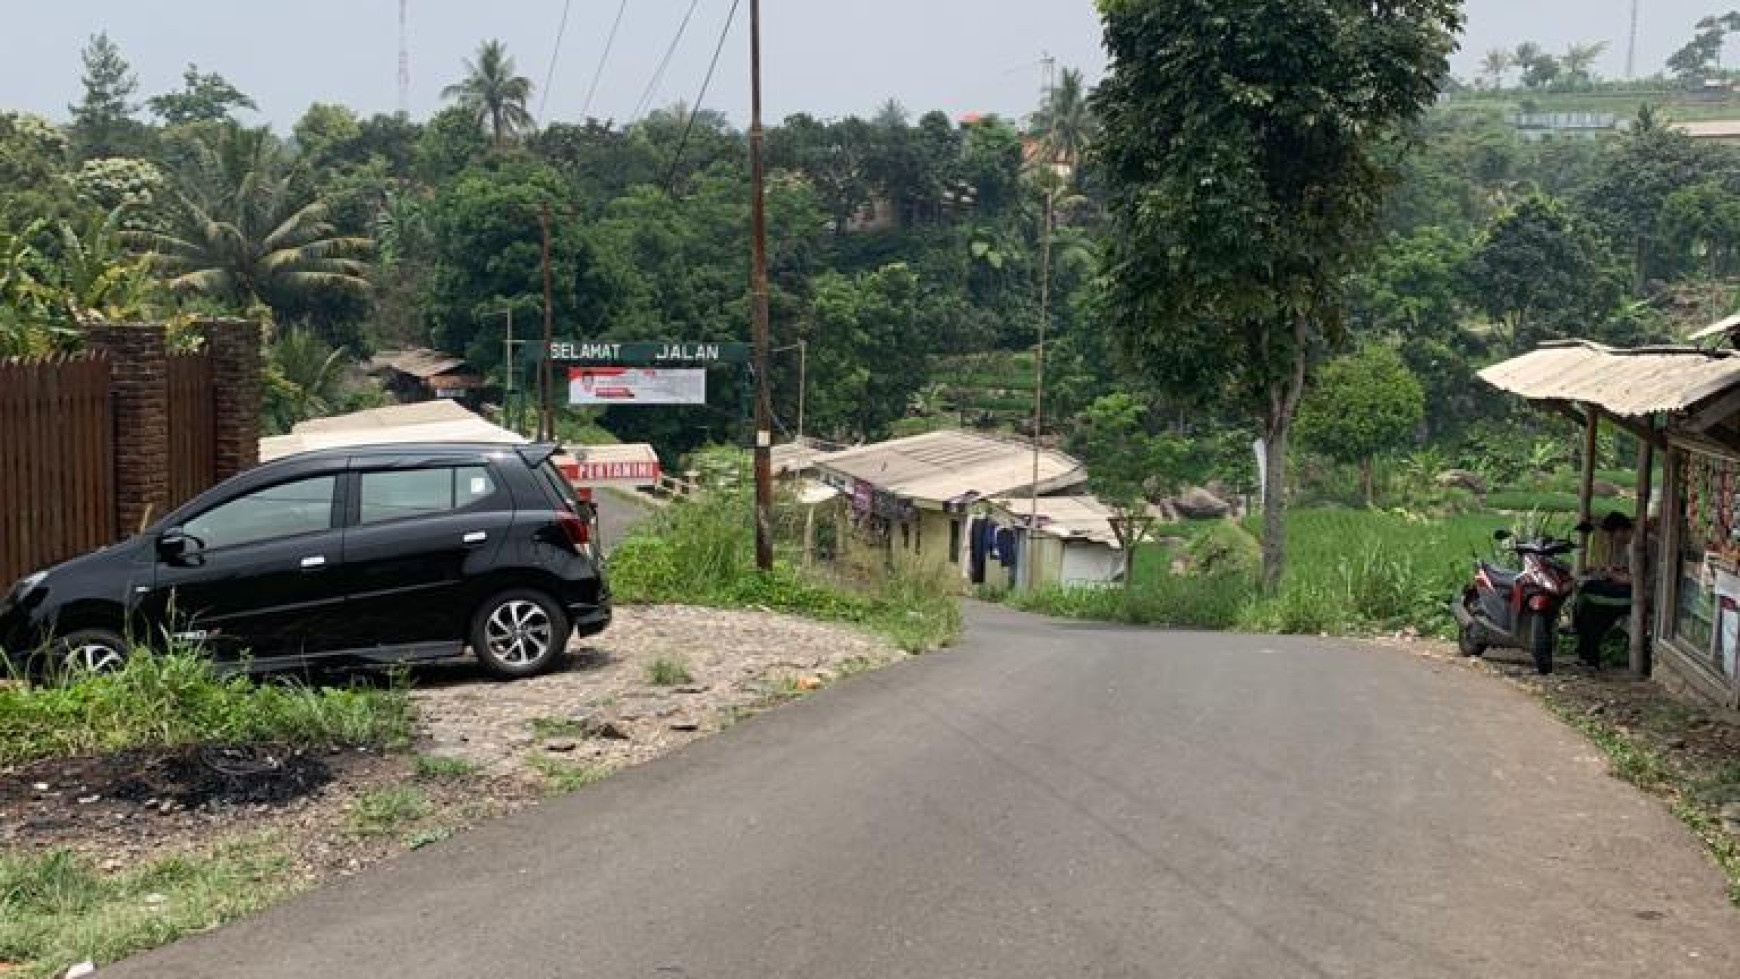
[{"left": 1480, "top": 563, "right": 1519, "bottom": 592}]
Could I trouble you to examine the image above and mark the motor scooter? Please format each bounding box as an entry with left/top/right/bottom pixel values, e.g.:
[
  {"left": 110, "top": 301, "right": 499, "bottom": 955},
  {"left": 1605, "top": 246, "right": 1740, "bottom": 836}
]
[{"left": 1451, "top": 528, "right": 1578, "bottom": 675}]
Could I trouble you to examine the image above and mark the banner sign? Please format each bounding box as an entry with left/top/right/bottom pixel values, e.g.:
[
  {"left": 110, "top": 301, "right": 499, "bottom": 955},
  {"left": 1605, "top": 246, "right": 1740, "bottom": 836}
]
[
  {"left": 548, "top": 342, "right": 752, "bottom": 366},
  {"left": 568, "top": 459, "right": 662, "bottom": 487},
  {"left": 569, "top": 367, "right": 707, "bottom": 406}
]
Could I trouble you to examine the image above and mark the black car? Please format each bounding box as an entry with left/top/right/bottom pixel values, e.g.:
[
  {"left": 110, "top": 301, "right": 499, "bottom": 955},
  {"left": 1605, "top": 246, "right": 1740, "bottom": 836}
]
[{"left": 0, "top": 443, "right": 609, "bottom": 680}]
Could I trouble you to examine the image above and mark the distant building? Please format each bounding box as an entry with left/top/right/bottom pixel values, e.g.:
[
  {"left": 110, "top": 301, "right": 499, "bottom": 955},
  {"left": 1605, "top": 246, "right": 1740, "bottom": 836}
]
[
  {"left": 1675, "top": 119, "right": 1740, "bottom": 145},
  {"left": 1509, "top": 112, "right": 1625, "bottom": 142},
  {"left": 366, "top": 348, "right": 484, "bottom": 406}
]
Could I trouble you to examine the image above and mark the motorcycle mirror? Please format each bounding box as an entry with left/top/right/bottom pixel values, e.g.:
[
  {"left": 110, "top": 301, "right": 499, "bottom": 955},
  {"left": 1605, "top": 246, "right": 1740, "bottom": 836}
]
[{"left": 1493, "top": 529, "right": 1513, "bottom": 542}]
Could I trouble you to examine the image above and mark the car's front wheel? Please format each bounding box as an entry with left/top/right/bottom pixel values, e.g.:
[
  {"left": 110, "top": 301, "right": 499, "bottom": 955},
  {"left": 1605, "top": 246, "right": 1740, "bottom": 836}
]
[
  {"left": 54, "top": 628, "right": 130, "bottom": 678},
  {"left": 470, "top": 589, "right": 569, "bottom": 679}
]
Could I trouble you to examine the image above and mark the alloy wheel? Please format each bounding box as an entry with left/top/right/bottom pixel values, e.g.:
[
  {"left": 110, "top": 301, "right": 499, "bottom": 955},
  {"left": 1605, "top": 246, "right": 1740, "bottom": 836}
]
[
  {"left": 63, "top": 642, "right": 126, "bottom": 675},
  {"left": 484, "top": 600, "right": 554, "bottom": 666}
]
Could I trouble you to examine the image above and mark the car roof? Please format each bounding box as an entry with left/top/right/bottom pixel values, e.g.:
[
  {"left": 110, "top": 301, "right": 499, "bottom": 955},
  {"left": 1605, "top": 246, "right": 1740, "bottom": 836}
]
[{"left": 270, "top": 441, "right": 556, "bottom": 466}]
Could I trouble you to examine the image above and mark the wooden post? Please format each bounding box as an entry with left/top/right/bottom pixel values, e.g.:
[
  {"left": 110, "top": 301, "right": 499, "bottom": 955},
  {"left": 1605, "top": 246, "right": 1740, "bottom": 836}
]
[
  {"left": 1575, "top": 405, "right": 1599, "bottom": 577},
  {"left": 1629, "top": 431, "right": 1656, "bottom": 678}
]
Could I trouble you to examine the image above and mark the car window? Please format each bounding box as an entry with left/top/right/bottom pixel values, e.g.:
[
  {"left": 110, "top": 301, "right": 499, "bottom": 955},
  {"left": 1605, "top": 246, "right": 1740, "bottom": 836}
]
[
  {"left": 183, "top": 476, "right": 337, "bottom": 551},
  {"left": 359, "top": 466, "right": 498, "bottom": 526},
  {"left": 538, "top": 460, "right": 582, "bottom": 513}
]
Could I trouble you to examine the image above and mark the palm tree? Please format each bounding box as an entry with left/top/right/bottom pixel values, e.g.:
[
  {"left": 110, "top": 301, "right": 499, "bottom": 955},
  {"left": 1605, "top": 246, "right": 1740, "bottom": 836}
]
[
  {"left": 263, "top": 327, "right": 347, "bottom": 433},
  {"left": 1031, "top": 67, "right": 1095, "bottom": 172},
  {"left": 1479, "top": 49, "right": 1514, "bottom": 90},
  {"left": 1562, "top": 42, "right": 1609, "bottom": 87},
  {"left": 442, "top": 40, "right": 536, "bottom": 148}
]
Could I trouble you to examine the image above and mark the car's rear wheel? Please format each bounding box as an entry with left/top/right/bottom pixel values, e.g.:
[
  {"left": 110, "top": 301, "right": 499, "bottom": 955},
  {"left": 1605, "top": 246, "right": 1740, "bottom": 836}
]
[
  {"left": 471, "top": 589, "right": 569, "bottom": 679},
  {"left": 54, "top": 628, "right": 129, "bottom": 679}
]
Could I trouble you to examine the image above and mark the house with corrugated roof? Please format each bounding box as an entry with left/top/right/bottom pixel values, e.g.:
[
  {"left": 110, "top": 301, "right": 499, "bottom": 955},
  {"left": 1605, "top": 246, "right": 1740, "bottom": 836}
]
[{"left": 812, "top": 429, "right": 1088, "bottom": 582}]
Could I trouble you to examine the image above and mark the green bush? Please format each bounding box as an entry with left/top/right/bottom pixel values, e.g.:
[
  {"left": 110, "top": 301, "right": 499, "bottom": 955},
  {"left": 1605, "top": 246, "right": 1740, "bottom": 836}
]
[{"left": 0, "top": 652, "right": 413, "bottom": 766}]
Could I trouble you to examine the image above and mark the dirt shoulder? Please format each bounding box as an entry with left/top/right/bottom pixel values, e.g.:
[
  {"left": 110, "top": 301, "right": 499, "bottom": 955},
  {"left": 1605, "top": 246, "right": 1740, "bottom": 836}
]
[{"left": 1, "top": 605, "right": 905, "bottom": 882}]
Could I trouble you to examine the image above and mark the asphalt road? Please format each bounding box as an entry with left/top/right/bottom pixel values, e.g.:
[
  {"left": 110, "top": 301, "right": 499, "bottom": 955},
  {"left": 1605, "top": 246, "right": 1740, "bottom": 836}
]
[
  {"left": 111, "top": 605, "right": 1740, "bottom": 978},
  {"left": 594, "top": 487, "right": 652, "bottom": 554}
]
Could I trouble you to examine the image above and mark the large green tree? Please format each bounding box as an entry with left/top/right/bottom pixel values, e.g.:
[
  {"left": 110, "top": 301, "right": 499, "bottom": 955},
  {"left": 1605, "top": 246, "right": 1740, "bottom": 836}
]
[
  {"left": 1462, "top": 195, "right": 1619, "bottom": 352},
  {"left": 442, "top": 40, "right": 536, "bottom": 149},
  {"left": 147, "top": 65, "right": 257, "bottom": 125},
  {"left": 69, "top": 32, "right": 144, "bottom": 159},
  {"left": 1093, "top": 0, "right": 1461, "bottom": 589}
]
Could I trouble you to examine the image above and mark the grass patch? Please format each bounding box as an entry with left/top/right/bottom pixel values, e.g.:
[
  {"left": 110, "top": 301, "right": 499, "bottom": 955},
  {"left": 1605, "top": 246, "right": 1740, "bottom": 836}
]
[
  {"left": 348, "top": 786, "right": 431, "bottom": 837},
  {"left": 1484, "top": 490, "right": 1582, "bottom": 513},
  {"left": 0, "top": 835, "right": 301, "bottom": 979},
  {"left": 404, "top": 828, "right": 452, "bottom": 850},
  {"left": 527, "top": 756, "right": 612, "bottom": 796},
  {"left": 413, "top": 755, "right": 480, "bottom": 780},
  {"left": 1020, "top": 509, "right": 1514, "bottom": 639},
  {"left": 609, "top": 489, "right": 960, "bottom": 652},
  {"left": 0, "top": 651, "right": 413, "bottom": 766},
  {"left": 528, "top": 716, "right": 587, "bottom": 740},
  {"left": 645, "top": 656, "right": 693, "bottom": 687}
]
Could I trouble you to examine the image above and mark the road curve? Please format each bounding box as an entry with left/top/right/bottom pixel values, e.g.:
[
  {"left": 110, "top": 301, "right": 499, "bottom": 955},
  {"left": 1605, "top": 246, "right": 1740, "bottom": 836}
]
[{"left": 110, "top": 604, "right": 1740, "bottom": 978}]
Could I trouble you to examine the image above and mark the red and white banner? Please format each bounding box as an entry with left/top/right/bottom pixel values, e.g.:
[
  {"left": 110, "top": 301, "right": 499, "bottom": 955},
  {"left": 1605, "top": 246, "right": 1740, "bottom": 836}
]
[
  {"left": 568, "top": 367, "right": 706, "bottom": 406},
  {"left": 566, "top": 459, "right": 662, "bottom": 487}
]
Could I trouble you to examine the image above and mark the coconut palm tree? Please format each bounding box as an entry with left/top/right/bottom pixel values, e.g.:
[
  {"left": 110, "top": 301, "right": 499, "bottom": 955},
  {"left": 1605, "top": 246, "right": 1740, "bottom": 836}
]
[
  {"left": 1479, "top": 49, "right": 1514, "bottom": 90},
  {"left": 263, "top": 327, "right": 347, "bottom": 433},
  {"left": 442, "top": 40, "right": 536, "bottom": 148},
  {"left": 1030, "top": 67, "right": 1095, "bottom": 172},
  {"left": 1562, "top": 42, "right": 1609, "bottom": 87}
]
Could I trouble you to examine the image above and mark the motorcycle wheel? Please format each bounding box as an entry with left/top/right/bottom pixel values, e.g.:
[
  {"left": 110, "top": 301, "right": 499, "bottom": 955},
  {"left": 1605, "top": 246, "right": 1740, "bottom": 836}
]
[
  {"left": 1530, "top": 614, "right": 1555, "bottom": 675},
  {"left": 1457, "top": 615, "right": 1487, "bottom": 658}
]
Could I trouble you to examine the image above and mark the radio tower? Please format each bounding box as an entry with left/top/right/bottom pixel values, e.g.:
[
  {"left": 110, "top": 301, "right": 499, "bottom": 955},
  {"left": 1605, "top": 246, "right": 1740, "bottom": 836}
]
[
  {"left": 397, "top": 0, "right": 411, "bottom": 116},
  {"left": 1627, "top": 0, "right": 1641, "bottom": 79}
]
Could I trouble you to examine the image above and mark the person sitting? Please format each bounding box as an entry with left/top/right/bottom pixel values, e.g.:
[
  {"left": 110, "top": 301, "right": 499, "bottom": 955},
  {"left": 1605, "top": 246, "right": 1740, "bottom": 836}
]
[{"left": 1573, "top": 511, "right": 1635, "bottom": 669}]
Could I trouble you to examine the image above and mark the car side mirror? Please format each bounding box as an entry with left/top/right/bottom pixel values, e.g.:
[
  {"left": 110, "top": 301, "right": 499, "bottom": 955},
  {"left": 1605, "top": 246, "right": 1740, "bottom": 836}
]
[
  {"left": 157, "top": 531, "right": 191, "bottom": 562},
  {"left": 1493, "top": 529, "right": 1513, "bottom": 542}
]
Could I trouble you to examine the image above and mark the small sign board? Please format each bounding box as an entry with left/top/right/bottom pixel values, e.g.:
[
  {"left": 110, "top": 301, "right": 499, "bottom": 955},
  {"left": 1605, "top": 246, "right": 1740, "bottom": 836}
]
[
  {"left": 569, "top": 367, "right": 707, "bottom": 406},
  {"left": 548, "top": 342, "right": 751, "bottom": 366}
]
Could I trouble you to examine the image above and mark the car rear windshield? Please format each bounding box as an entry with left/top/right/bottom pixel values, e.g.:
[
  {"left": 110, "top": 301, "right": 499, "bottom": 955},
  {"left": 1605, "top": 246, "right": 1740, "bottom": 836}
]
[{"left": 536, "top": 460, "right": 584, "bottom": 514}]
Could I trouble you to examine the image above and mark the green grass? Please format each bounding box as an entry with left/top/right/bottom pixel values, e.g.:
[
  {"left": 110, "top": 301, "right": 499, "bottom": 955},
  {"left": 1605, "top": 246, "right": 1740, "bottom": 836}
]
[
  {"left": 528, "top": 716, "right": 587, "bottom": 740},
  {"left": 527, "top": 756, "right": 612, "bottom": 796},
  {"left": 348, "top": 786, "right": 431, "bottom": 837},
  {"left": 0, "top": 836, "right": 301, "bottom": 979},
  {"left": 0, "top": 651, "right": 413, "bottom": 766},
  {"left": 645, "top": 656, "right": 694, "bottom": 687},
  {"left": 1022, "top": 509, "right": 1513, "bottom": 639},
  {"left": 1484, "top": 491, "right": 1582, "bottom": 513},
  {"left": 609, "top": 490, "right": 960, "bottom": 653},
  {"left": 414, "top": 755, "right": 481, "bottom": 780}
]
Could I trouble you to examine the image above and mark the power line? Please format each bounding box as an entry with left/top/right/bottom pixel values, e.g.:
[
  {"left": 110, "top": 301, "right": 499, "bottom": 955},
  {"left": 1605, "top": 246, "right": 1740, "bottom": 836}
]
[
  {"left": 633, "top": 0, "right": 705, "bottom": 120},
  {"left": 582, "top": 0, "right": 632, "bottom": 121},
  {"left": 539, "top": 0, "right": 574, "bottom": 120},
  {"left": 665, "top": 0, "right": 743, "bottom": 191}
]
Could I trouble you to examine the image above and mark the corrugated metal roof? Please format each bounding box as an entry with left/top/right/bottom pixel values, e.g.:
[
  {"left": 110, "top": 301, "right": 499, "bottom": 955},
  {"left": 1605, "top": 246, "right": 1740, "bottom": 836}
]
[
  {"left": 260, "top": 401, "right": 527, "bottom": 461},
  {"left": 816, "top": 430, "right": 1085, "bottom": 505},
  {"left": 1478, "top": 341, "right": 1740, "bottom": 418},
  {"left": 988, "top": 495, "right": 1126, "bottom": 547}
]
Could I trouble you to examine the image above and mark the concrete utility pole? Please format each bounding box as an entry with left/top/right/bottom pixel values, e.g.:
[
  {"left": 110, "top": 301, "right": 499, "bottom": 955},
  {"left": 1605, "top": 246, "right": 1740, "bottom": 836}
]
[
  {"left": 749, "top": 0, "right": 774, "bottom": 572},
  {"left": 1627, "top": 0, "right": 1641, "bottom": 80}
]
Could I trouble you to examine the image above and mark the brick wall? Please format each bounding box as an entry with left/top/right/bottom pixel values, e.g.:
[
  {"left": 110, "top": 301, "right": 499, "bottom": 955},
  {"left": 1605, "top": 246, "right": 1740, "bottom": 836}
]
[
  {"left": 86, "top": 323, "right": 169, "bottom": 537},
  {"left": 200, "top": 318, "right": 263, "bottom": 480}
]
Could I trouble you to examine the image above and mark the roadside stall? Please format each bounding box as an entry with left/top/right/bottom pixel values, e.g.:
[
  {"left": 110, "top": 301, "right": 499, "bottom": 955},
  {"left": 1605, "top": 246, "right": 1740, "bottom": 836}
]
[{"left": 1481, "top": 339, "right": 1740, "bottom": 709}]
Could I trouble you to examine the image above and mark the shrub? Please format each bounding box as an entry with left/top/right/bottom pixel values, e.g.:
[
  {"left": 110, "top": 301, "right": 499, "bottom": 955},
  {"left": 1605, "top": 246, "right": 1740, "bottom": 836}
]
[
  {"left": 0, "top": 651, "right": 413, "bottom": 766},
  {"left": 645, "top": 656, "right": 693, "bottom": 687}
]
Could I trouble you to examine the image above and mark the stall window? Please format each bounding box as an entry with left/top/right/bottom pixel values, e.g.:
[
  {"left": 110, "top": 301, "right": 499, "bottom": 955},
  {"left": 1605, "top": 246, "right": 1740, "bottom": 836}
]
[{"left": 1672, "top": 449, "right": 1740, "bottom": 680}]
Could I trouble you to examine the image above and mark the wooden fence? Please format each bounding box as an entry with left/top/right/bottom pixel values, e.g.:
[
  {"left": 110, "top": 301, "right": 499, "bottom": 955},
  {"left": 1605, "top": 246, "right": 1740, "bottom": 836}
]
[
  {"left": 0, "top": 355, "right": 115, "bottom": 587},
  {"left": 166, "top": 351, "right": 215, "bottom": 510}
]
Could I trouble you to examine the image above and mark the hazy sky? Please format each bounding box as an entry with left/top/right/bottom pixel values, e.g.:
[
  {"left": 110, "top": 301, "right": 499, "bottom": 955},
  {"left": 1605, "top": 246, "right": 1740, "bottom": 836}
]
[{"left": 0, "top": 2, "right": 1725, "bottom": 129}]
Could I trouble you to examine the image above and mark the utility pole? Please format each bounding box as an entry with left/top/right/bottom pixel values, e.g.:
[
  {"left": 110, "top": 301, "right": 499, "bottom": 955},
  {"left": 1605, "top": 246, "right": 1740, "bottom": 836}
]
[
  {"left": 482, "top": 305, "right": 527, "bottom": 434},
  {"left": 539, "top": 206, "right": 556, "bottom": 442},
  {"left": 796, "top": 339, "right": 808, "bottom": 445},
  {"left": 749, "top": 0, "right": 774, "bottom": 572},
  {"left": 1627, "top": 0, "right": 1641, "bottom": 80},
  {"left": 1027, "top": 54, "right": 1057, "bottom": 592}
]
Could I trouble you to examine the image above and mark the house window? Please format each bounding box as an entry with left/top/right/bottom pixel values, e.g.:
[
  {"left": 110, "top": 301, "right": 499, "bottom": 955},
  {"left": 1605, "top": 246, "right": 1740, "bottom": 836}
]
[
  {"left": 900, "top": 523, "right": 910, "bottom": 551},
  {"left": 949, "top": 520, "right": 963, "bottom": 564}
]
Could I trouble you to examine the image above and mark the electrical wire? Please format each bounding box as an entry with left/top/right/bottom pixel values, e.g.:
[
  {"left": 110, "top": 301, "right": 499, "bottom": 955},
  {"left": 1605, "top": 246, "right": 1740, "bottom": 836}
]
[
  {"left": 539, "top": 0, "right": 574, "bottom": 120},
  {"left": 582, "top": 0, "right": 632, "bottom": 121},
  {"left": 633, "top": 0, "right": 705, "bottom": 120},
  {"left": 664, "top": 0, "right": 742, "bottom": 191}
]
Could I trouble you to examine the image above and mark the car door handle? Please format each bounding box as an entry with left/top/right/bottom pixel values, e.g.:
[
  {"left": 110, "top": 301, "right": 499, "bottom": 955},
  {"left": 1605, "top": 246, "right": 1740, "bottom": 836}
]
[
  {"left": 463, "top": 532, "right": 488, "bottom": 544},
  {"left": 300, "top": 555, "right": 327, "bottom": 569}
]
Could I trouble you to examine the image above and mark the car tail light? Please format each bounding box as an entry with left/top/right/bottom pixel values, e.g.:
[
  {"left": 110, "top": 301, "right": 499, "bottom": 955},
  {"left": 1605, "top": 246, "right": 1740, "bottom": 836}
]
[
  {"left": 556, "top": 510, "right": 592, "bottom": 550},
  {"left": 1528, "top": 594, "right": 1554, "bottom": 612}
]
